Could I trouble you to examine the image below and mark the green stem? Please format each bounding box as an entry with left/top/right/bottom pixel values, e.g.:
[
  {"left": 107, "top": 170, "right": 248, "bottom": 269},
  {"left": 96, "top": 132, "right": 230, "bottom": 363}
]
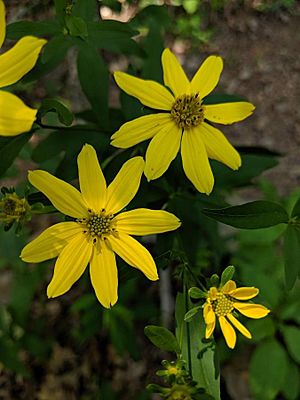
[{"left": 183, "top": 269, "right": 192, "bottom": 376}]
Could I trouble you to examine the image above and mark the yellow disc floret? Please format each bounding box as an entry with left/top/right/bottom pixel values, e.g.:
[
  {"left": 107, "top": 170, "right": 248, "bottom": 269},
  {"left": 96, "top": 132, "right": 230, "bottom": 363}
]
[
  {"left": 211, "top": 292, "right": 234, "bottom": 317},
  {"left": 170, "top": 94, "right": 204, "bottom": 129},
  {"left": 77, "top": 209, "right": 116, "bottom": 243}
]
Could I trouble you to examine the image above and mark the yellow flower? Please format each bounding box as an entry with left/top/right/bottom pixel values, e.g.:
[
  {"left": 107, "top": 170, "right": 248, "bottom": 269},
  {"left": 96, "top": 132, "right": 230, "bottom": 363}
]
[
  {"left": 203, "top": 280, "right": 270, "bottom": 348},
  {"left": 21, "top": 144, "right": 181, "bottom": 308},
  {"left": 112, "top": 48, "right": 255, "bottom": 194},
  {"left": 0, "top": 0, "right": 46, "bottom": 136}
]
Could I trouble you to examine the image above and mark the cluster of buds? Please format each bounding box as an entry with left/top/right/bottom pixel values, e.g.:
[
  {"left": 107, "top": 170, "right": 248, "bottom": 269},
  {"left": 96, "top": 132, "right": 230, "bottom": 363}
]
[
  {"left": 0, "top": 187, "right": 31, "bottom": 233},
  {"left": 147, "top": 360, "right": 207, "bottom": 400}
]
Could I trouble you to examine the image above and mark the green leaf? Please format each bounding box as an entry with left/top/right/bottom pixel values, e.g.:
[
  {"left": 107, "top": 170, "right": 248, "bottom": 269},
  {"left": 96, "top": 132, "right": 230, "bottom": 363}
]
[
  {"left": 203, "top": 93, "right": 247, "bottom": 105},
  {"left": 213, "top": 149, "right": 278, "bottom": 189},
  {"left": 220, "top": 265, "right": 235, "bottom": 286},
  {"left": 249, "top": 340, "right": 288, "bottom": 400},
  {"left": 282, "top": 325, "right": 300, "bottom": 364},
  {"left": 141, "top": 20, "right": 163, "bottom": 82},
  {"left": 144, "top": 325, "right": 180, "bottom": 354},
  {"left": 209, "top": 274, "right": 219, "bottom": 287},
  {"left": 65, "top": 15, "right": 88, "bottom": 39},
  {"left": 189, "top": 287, "right": 207, "bottom": 299},
  {"left": 54, "top": 0, "right": 68, "bottom": 26},
  {"left": 283, "top": 225, "right": 300, "bottom": 289},
  {"left": 184, "top": 306, "right": 202, "bottom": 322},
  {"left": 202, "top": 201, "right": 289, "bottom": 229},
  {"left": 175, "top": 293, "right": 220, "bottom": 400},
  {"left": 24, "top": 34, "right": 72, "bottom": 82},
  {"left": 73, "top": 0, "right": 98, "bottom": 21},
  {"left": 282, "top": 361, "right": 300, "bottom": 400},
  {"left": 0, "top": 336, "right": 29, "bottom": 376},
  {"left": 6, "top": 21, "right": 61, "bottom": 40},
  {"left": 77, "top": 44, "right": 109, "bottom": 128},
  {"left": 291, "top": 196, "right": 300, "bottom": 218},
  {"left": 87, "top": 21, "right": 142, "bottom": 55},
  {"left": 0, "top": 133, "right": 32, "bottom": 177},
  {"left": 38, "top": 98, "right": 74, "bottom": 126}
]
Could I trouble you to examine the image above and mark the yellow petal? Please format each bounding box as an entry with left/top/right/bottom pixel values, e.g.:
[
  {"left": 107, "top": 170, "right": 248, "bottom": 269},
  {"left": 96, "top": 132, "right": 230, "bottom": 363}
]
[
  {"left": 28, "top": 170, "right": 88, "bottom": 219},
  {"left": 219, "top": 316, "right": 236, "bottom": 349},
  {"left": 105, "top": 157, "right": 144, "bottom": 214},
  {"left": 115, "top": 208, "right": 181, "bottom": 236},
  {"left": 227, "top": 313, "right": 252, "bottom": 339},
  {"left": 90, "top": 241, "right": 118, "bottom": 308},
  {"left": 0, "top": 90, "right": 37, "bottom": 136},
  {"left": 205, "top": 320, "right": 216, "bottom": 339},
  {"left": 234, "top": 302, "right": 270, "bottom": 319},
  {"left": 0, "top": 0, "right": 5, "bottom": 49},
  {"left": 230, "top": 287, "right": 259, "bottom": 300},
  {"left": 222, "top": 280, "right": 236, "bottom": 293},
  {"left": 144, "top": 121, "right": 181, "bottom": 181},
  {"left": 77, "top": 144, "right": 107, "bottom": 212},
  {"left": 161, "top": 48, "right": 190, "bottom": 96},
  {"left": 111, "top": 113, "right": 171, "bottom": 149},
  {"left": 191, "top": 56, "right": 223, "bottom": 99},
  {"left": 21, "top": 222, "right": 84, "bottom": 263},
  {"left": 181, "top": 128, "right": 214, "bottom": 194},
  {"left": 108, "top": 232, "right": 158, "bottom": 281},
  {"left": 0, "top": 36, "right": 46, "bottom": 88},
  {"left": 203, "top": 303, "right": 215, "bottom": 325},
  {"left": 47, "top": 233, "right": 92, "bottom": 298},
  {"left": 200, "top": 122, "right": 241, "bottom": 170},
  {"left": 204, "top": 102, "right": 255, "bottom": 125},
  {"left": 114, "top": 71, "right": 174, "bottom": 111}
]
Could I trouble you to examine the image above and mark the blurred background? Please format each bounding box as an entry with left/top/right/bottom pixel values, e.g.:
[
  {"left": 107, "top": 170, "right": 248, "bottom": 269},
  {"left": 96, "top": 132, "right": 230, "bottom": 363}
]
[{"left": 0, "top": 1, "right": 300, "bottom": 399}]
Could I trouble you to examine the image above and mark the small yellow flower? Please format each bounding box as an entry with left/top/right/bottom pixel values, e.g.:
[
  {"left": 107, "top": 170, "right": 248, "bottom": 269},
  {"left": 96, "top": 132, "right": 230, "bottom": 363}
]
[
  {"left": 112, "top": 48, "right": 255, "bottom": 194},
  {"left": 204, "top": 280, "right": 270, "bottom": 348},
  {"left": 21, "top": 144, "right": 181, "bottom": 308},
  {"left": 0, "top": 0, "right": 46, "bottom": 136}
]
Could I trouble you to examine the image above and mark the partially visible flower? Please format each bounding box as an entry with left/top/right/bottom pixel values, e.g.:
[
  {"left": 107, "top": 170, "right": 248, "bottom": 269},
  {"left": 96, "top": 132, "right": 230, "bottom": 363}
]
[
  {"left": 157, "top": 360, "right": 189, "bottom": 384},
  {"left": 112, "top": 48, "right": 254, "bottom": 194},
  {"left": 204, "top": 280, "right": 270, "bottom": 348},
  {"left": 0, "top": 0, "right": 46, "bottom": 136},
  {"left": 21, "top": 144, "right": 181, "bottom": 308},
  {"left": 0, "top": 189, "right": 31, "bottom": 231}
]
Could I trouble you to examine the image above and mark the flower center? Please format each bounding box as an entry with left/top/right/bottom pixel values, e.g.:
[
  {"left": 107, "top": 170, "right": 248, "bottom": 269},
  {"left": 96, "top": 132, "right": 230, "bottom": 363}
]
[
  {"left": 211, "top": 292, "right": 234, "bottom": 317},
  {"left": 77, "top": 209, "right": 116, "bottom": 243},
  {"left": 170, "top": 94, "right": 204, "bottom": 129}
]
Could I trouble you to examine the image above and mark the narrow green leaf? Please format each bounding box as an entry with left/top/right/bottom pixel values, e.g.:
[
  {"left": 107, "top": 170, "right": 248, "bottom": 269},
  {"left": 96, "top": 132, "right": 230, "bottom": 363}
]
[
  {"left": 54, "top": 0, "right": 68, "bottom": 26},
  {"left": 184, "top": 306, "right": 202, "bottom": 322},
  {"left": 209, "top": 274, "right": 219, "bottom": 287},
  {"left": 291, "top": 196, "right": 300, "bottom": 218},
  {"left": 213, "top": 150, "right": 278, "bottom": 189},
  {"left": 0, "top": 133, "right": 32, "bottom": 177},
  {"left": 65, "top": 15, "right": 88, "bottom": 39},
  {"left": 144, "top": 325, "right": 180, "bottom": 354},
  {"left": 202, "top": 201, "right": 289, "bottom": 229},
  {"left": 189, "top": 287, "right": 207, "bottom": 299},
  {"left": 203, "top": 93, "right": 246, "bottom": 104},
  {"left": 6, "top": 21, "right": 61, "bottom": 40},
  {"left": 87, "top": 21, "right": 142, "bottom": 55},
  {"left": 282, "top": 361, "right": 300, "bottom": 400},
  {"left": 282, "top": 326, "right": 300, "bottom": 364},
  {"left": 283, "top": 225, "right": 300, "bottom": 289},
  {"left": 73, "top": 0, "right": 98, "bottom": 21},
  {"left": 220, "top": 265, "right": 235, "bottom": 287},
  {"left": 77, "top": 44, "right": 109, "bottom": 128},
  {"left": 38, "top": 98, "right": 74, "bottom": 126},
  {"left": 249, "top": 340, "right": 288, "bottom": 400},
  {"left": 24, "top": 34, "right": 72, "bottom": 82}
]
